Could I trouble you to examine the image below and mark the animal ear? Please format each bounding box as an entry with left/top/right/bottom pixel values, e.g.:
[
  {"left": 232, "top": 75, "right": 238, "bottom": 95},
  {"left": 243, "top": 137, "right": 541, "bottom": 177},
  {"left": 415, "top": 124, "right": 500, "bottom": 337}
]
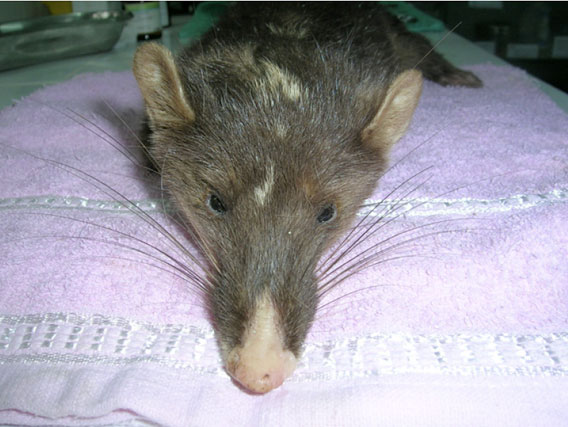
[
  {"left": 133, "top": 42, "right": 195, "bottom": 127},
  {"left": 361, "top": 69, "right": 423, "bottom": 153}
]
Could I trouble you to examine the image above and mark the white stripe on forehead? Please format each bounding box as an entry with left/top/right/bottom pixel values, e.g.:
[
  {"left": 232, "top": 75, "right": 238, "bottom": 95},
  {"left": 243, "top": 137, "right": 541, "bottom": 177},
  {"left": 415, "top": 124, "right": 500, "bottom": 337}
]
[
  {"left": 254, "top": 164, "right": 275, "bottom": 206},
  {"left": 254, "top": 60, "right": 306, "bottom": 103},
  {"left": 274, "top": 121, "right": 287, "bottom": 138}
]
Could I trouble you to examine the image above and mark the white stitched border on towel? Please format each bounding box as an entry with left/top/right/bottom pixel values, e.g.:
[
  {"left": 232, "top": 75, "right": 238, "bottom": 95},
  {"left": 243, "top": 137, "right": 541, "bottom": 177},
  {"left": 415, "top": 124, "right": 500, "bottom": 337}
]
[
  {"left": 1, "top": 188, "right": 566, "bottom": 217},
  {"left": 0, "top": 195, "right": 169, "bottom": 213},
  {"left": 362, "top": 187, "right": 568, "bottom": 217},
  {"left": 1, "top": 313, "right": 567, "bottom": 380}
]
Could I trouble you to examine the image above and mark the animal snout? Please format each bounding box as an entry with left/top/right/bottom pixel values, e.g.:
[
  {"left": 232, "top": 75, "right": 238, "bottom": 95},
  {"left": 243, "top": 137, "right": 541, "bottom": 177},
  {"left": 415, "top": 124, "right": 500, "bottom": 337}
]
[
  {"left": 227, "top": 346, "right": 297, "bottom": 394},
  {"left": 225, "top": 293, "right": 297, "bottom": 393}
]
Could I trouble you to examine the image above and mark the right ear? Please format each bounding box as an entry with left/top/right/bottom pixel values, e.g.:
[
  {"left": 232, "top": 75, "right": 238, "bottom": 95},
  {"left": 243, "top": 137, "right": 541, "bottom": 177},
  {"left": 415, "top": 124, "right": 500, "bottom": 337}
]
[
  {"left": 133, "top": 43, "right": 195, "bottom": 127},
  {"left": 361, "top": 69, "right": 423, "bottom": 154}
]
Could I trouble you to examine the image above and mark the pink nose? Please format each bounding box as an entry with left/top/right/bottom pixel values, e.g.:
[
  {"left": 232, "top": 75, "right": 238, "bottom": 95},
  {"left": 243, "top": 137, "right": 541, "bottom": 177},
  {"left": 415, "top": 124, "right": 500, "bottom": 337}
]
[
  {"left": 225, "top": 294, "right": 298, "bottom": 393},
  {"left": 227, "top": 347, "right": 297, "bottom": 394}
]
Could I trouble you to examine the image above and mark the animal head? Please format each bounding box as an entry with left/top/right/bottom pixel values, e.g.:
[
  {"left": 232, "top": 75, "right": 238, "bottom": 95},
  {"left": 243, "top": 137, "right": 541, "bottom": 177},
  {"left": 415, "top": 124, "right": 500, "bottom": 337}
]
[{"left": 133, "top": 42, "right": 422, "bottom": 393}]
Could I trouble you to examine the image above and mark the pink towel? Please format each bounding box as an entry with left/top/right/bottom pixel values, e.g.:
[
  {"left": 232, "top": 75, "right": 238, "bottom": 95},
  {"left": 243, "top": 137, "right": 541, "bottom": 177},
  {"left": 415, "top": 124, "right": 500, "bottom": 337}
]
[{"left": 0, "top": 64, "right": 567, "bottom": 426}]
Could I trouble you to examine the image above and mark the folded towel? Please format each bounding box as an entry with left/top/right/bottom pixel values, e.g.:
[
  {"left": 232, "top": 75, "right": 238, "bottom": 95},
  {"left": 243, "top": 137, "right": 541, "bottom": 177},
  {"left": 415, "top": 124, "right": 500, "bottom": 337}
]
[{"left": 0, "top": 64, "right": 567, "bottom": 426}]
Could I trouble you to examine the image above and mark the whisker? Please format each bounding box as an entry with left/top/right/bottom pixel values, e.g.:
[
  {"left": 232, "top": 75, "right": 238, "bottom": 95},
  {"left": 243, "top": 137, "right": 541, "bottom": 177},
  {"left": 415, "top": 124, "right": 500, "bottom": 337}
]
[
  {"left": 4, "top": 232, "right": 209, "bottom": 292},
  {"left": 182, "top": 215, "right": 221, "bottom": 276},
  {"left": 75, "top": 254, "right": 206, "bottom": 299},
  {"left": 319, "top": 218, "right": 477, "bottom": 288},
  {"left": 320, "top": 163, "right": 515, "bottom": 290},
  {"left": 4, "top": 142, "right": 211, "bottom": 275},
  {"left": 17, "top": 210, "right": 211, "bottom": 290},
  {"left": 318, "top": 167, "right": 433, "bottom": 278},
  {"left": 413, "top": 21, "right": 462, "bottom": 69},
  {"left": 102, "top": 100, "right": 144, "bottom": 146},
  {"left": 65, "top": 107, "right": 144, "bottom": 167},
  {"left": 316, "top": 282, "right": 411, "bottom": 314},
  {"left": 318, "top": 223, "right": 484, "bottom": 295},
  {"left": 318, "top": 251, "right": 438, "bottom": 299},
  {"left": 31, "top": 100, "right": 144, "bottom": 171},
  {"left": 320, "top": 167, "right": 433, "bottom": 267},
  {"left": 70, "top": 103, "right": 226, "bottom": 276},
  {"left": 30, "top": 103, "right": 169, "bottom": 222},
  {"left": 98, "top": 101, "right": 179, "bottom": 228},
  {"left": 35, "top": 212, "right": 210, "bottom": 284},
  {"left": 157, "top": 149, "right": 221, "bottom": 275},
  {"left": 317, "top": 128, "right": 453, "bottom": 276},
  {"left": 167, "top": 193, "right": 221, "bottom": 276}
]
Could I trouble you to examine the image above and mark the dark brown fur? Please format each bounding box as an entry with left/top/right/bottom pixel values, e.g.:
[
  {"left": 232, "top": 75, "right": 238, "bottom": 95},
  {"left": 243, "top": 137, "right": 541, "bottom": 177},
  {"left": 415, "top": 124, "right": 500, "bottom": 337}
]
[{"left": 133, "top": 2, "right": 481, "bottom": 369}]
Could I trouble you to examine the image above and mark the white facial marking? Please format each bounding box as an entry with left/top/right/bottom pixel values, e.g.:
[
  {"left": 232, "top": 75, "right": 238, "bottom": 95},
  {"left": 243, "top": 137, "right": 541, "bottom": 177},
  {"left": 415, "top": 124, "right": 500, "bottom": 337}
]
[
  {"left": 260, "top": 60, "right": 304, "bottom": 102},
  {"left": 226, "top": 292, "right": 297, "bottom": 393},
  {"left": 274, "top": 122, "right": 287, "bottom": 138},
  {"left": 254, "top": 164, "right": 275, "bottom": 206}
]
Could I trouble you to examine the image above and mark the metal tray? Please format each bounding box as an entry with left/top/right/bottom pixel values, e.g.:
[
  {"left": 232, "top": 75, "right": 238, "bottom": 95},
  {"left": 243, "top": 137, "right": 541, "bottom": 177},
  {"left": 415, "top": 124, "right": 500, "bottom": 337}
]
[{"left": 0, "top": 10, "right": 132, "bottom": 71}]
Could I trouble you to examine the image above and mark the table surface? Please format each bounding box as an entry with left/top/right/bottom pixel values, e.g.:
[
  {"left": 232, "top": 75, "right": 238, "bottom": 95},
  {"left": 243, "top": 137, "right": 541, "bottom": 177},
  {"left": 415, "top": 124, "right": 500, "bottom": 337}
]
[{"left": 1, "top": 16, "right": 567, "bottom": 113}]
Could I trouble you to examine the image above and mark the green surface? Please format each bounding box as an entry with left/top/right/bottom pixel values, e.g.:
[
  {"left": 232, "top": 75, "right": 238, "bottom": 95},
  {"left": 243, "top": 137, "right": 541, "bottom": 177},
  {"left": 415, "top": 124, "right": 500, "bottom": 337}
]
[
  {"left": 381, "top": 2, "right": 446, "bottom": 33},
  {"left": 178, "top": 1, "right": 232, "bottom": 43}
]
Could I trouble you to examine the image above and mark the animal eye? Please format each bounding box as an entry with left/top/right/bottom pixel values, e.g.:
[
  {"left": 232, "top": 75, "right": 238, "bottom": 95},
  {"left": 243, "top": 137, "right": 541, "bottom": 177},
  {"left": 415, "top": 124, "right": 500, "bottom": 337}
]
[
  {"left": 207, "top": 194, "right": 227, "bottom": 215},
  {"left": 317, "top": 204, "right": 336, "bottom": 224}
]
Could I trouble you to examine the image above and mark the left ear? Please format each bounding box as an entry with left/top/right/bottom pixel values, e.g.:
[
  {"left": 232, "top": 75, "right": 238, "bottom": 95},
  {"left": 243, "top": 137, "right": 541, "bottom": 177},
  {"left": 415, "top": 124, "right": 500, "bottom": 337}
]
[
  {"left": 361, "top": 69, "right": 423, "bottom": 153},
  {"left": 133, "top": 42, "right": 195, "bottom": 128}
]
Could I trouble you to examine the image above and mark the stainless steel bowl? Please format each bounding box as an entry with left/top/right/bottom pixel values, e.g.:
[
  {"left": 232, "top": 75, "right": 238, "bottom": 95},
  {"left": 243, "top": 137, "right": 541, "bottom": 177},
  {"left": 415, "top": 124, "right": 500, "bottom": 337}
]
[{"left": 0, "top": 10, "right": 133, "bottom": 71}]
